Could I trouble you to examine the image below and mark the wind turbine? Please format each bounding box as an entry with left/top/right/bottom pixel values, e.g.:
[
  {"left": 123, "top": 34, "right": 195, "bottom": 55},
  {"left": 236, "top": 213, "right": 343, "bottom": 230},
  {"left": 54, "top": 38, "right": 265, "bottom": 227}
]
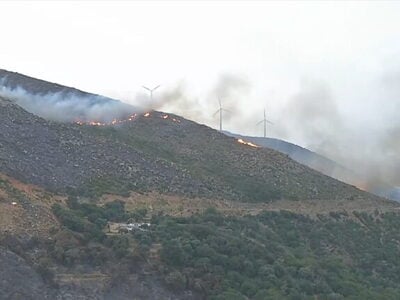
[
  {"left": 142, "top": 84, "right": 161, "bottom": 102},
  {"left": 257, "top": 108, "right": 273, "bottom": 138},
  {"left": 213, "top": 97, "right": 229, "bottom": 131}
]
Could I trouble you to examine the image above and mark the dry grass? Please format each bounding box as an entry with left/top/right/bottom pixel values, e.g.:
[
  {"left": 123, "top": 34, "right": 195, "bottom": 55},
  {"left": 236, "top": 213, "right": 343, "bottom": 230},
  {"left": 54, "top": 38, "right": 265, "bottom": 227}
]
[
  {"left": 1, "top": 171, "right": 398, "bottom": 239},
  {"left": 98, "top": 191, "right": 400, "bottom": 218},
  {"left": 0, "top": 174, "right": 62, "bottom": 237}
]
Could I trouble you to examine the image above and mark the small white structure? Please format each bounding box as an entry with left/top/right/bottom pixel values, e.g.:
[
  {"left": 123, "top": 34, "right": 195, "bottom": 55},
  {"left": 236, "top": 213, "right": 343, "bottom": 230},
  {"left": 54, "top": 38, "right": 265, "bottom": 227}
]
[{"left": 118, "top": 222, "right": 151, "bottom": 233}]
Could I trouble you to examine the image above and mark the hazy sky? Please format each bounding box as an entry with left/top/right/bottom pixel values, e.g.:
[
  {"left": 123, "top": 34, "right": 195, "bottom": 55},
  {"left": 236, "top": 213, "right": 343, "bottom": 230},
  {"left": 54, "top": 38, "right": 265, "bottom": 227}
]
[{"left": 2, "top": 1, "right": 400, "bottom": 185}]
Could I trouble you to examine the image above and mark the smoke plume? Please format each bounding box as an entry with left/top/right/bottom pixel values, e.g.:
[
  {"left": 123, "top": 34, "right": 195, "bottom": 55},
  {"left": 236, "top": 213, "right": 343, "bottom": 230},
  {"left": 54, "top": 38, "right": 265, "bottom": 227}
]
[
  {"left": 130, "top": 73, "right": 252, "bottom": 129},
  {"left": 273, "top": 76, "right": 400, "bottom": 193},
  {"left": 0, "top": 82, "right": 138, "bottom": 123},
  {"left": 276, "top": 80, "right": 345, "bottom": 155}
]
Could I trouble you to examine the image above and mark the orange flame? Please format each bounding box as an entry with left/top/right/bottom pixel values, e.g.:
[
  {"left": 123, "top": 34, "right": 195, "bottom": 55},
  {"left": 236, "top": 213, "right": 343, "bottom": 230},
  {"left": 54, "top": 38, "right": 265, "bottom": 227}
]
[
  {"left": 237, "top": 139, "right": 259, "bottom": 148},
  {"left": 75, "top": 113, "right": 138, "bottom": 126},
  {"left": 88, "top": 121, "right": 104, "bottom": 126},
  {"left": 74, "top": 111, "right": 181, "bottom": 126}
]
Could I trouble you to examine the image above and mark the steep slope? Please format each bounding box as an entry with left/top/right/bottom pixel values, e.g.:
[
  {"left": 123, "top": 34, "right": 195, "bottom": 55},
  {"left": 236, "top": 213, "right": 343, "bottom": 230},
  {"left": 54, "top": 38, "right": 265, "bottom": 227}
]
[
  {"left": 0, "top": 95, "right": 385, "bottom": 204},
  {"left": 0, "top": 175, "right": 57, "bottom": 238},
  {"left": 0, "top": 69, "right": 391, "bottom": 203},
  {"left": 224, "top": 132, "right": 400, "bottom": 200},
  {"left": 0, "top": 96, "right": 210, "bottom": 198},
  {"left": 0, "top": 69, "right": 96, "bottom": 96},
  {"left": 224, "top": 132, "right": 364, "bottom": 186}
]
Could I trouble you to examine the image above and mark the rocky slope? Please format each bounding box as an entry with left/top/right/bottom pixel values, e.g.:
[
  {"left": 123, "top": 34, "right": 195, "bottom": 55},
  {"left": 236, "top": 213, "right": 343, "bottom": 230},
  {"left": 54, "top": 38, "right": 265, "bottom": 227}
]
[
  {"left": 0, "top": 97, "right": 209, "bottom": 198},
  {"left": 223, "top": 132, "right": 366, "bottom": 186},
  {"left": 224, "top": 132, "right": 400, "bottom": 201},
  {"left": 0, "top": 95, "right": 384, "bottom": 203}
]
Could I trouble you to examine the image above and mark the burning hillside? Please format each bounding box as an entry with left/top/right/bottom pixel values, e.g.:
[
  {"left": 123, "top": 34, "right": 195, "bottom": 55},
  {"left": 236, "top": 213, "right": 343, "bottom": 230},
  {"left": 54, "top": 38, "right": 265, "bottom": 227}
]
[
  {"left": 0, "top": 69, "right": 186, "bottom": 128},
  {"left": 237, "top": 138, "right": 259, "bottom": 148},
  {"left": 0, "top": 69, "right": 138, "bottom": 123},
  {"left": 0, "top": 69, "right": 395, "bottom": 205},
  {"left": 74, "top": 112, "right": 181, "bottom": 126},
  {"left": 1, "top": 91, "right": 385, "bottom": 204}
]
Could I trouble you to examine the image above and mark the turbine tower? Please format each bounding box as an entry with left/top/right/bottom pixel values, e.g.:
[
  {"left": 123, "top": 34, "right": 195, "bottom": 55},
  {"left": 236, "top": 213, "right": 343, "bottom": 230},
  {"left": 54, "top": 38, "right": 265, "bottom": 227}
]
[
  {"left": 256, "top": 108, "right": 273, "bottom": 138},
  {"left": 213, "top": 97, "right": 229, "bottom": 131},
  {"left": 142, "top": 84, "right": 161, "bottom": 101}
]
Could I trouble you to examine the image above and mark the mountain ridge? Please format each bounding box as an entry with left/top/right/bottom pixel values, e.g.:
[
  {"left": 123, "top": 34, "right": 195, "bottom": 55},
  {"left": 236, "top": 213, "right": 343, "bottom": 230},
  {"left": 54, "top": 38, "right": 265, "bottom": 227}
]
[
  {"left": 0, "top": 69, "right": 107, "bottom": 98},
  {"left": 0, "top": 69, "right": 137, "bottom": 123}
]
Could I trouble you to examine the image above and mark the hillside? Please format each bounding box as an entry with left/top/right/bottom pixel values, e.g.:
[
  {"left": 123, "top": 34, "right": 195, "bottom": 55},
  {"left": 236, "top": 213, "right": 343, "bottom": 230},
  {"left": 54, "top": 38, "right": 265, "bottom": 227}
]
[
  {"left": 1, "top": 174, "right": 400, "bottom": 299},
  {"left": 1, "top": 71, "right": 400, "bottom": 299},
  {"left": 0, "top": 69, "right": 135, "bottom": 123},
  {"left": 0, "top": 69, "right": 386, "bottom": 203},
  {"left": 0, "top": 94, "right": 384, "bottom": 204},
  {"left": 0, "top": 174, "right": 197, "bottom": 299},
  {"left": 223, "top": 132, "right": 366, "bottom": 188},
  {"left": 0, "top": 69, "right": 97, "bottom": 96},
  {"left": 224, "top": 132, "right": 400, "bottom": 201}
]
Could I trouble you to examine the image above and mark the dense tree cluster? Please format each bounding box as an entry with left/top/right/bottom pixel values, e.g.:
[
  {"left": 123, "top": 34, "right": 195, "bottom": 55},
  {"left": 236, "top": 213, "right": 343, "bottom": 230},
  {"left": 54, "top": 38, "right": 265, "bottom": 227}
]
[
  {"left": 51, "top": 201, "right": 400, "bottom": 299},
  {"left": 153, "top": 209, "right": 400, "bottom": 299},
  {"left": 50, "top": 199, "right": 145, "bottom": 268}
]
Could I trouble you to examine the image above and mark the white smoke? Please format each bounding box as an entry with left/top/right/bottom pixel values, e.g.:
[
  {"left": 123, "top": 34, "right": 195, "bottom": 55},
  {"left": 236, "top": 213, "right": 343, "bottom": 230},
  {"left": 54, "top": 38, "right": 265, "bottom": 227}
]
[
  {"left": 127, "top": 73, "right": 252, "bottom": 130},
  {"left": 128, "top": 74, "right": 400, "bottom": 194},
  {"left": 0, "top": 82, "right": 138, "bottom": 123}
]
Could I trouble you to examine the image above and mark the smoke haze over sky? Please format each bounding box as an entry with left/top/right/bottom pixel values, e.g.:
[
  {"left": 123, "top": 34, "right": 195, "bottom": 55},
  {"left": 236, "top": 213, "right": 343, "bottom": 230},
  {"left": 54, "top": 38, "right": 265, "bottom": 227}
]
[{"left": 2, "top": 1, "right": 400, "bottom": 186}]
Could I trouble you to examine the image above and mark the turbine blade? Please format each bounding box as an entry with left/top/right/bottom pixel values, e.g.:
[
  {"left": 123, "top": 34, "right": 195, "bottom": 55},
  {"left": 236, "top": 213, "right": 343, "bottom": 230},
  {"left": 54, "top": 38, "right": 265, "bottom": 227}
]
[
  {"left": 152, "top": 85, "right": 161, "bottom": 91},
  {"left": 266, "top": 120, "right": 274, "bottom": 125},
  {"left": 213, "top": 109, "right": 220, "bottom": 117},
  {"left": 256, "top": 120, "right": 264, "bottom": 125},
  {"left": 142, "top": 86, "right": 151, "bottom": 92}
]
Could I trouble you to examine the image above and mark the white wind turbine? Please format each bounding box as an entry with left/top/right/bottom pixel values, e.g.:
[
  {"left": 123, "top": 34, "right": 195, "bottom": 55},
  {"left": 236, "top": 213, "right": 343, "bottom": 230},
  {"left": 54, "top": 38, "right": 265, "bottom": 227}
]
[
  {"left": 213, "top": 97, "right": 230, "bottom": 131},
  {"left": 256, "top": 108, "right": 273, "bottom": 138},
  {"left": 142, "top": 84, "right": 161, "bottom": 102}
]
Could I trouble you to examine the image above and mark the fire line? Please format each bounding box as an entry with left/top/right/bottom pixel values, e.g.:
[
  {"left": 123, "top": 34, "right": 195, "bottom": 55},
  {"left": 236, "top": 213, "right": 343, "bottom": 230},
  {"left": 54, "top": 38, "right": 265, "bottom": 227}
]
[
  {"left": 237, "top": 139, "right": 259, "bottom": 148},
  {"left": 75, "top": 112, "right": 181, "bottom": 126}
]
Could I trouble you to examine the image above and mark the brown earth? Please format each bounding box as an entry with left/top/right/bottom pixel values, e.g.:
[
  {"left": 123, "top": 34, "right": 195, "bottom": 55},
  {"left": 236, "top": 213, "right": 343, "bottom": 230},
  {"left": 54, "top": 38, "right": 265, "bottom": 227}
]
[
  {"left": 99, "top": 190, "right": 400, "bottom": 219},
  {"left": 0, "top": 174, "right": 61, "bottom": 238}
]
